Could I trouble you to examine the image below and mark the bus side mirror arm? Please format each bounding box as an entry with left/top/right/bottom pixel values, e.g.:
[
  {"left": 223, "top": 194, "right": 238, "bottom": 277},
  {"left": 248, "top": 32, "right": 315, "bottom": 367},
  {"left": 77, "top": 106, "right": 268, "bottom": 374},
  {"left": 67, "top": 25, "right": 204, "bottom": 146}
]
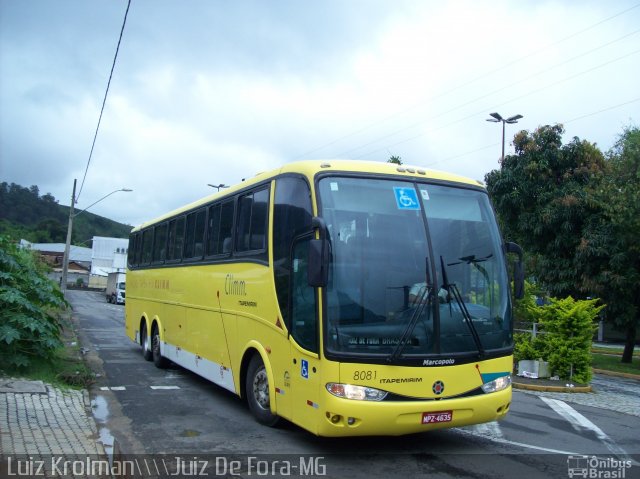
[
  {"left": 505, "top": 242, "right": 525, "bottom": 300},
  {"left": 308, "top": 217, "right": 329, "bottom": 288}
]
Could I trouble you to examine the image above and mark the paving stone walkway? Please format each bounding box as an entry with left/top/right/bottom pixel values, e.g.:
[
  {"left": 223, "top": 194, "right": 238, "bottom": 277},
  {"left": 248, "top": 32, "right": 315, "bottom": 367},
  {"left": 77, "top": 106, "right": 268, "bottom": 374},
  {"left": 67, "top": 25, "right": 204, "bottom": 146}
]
[{"left": 0, "top": 379, "right": 105, "bottom": 456}]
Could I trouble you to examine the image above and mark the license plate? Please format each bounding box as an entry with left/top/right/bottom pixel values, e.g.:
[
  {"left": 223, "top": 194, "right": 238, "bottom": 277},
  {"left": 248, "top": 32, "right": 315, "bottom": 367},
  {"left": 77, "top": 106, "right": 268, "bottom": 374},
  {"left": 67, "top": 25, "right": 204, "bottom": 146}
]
[{"left": 421, "top": 410, "right": 452, "bottom": 424}]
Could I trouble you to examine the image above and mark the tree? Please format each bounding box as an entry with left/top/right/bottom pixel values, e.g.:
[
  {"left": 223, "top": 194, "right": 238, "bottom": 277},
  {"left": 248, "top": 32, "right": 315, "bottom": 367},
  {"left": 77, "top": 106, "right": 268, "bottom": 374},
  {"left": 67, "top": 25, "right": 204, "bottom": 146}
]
[
  {"left": 0, "top": 236, "right": 67, "bottom": 368},
  {"left": 486, "top": 124, "right": 639, "bottom": 363},
  {"left": 388, "top": 155, "right": 403, "bottom": 165},
  {"left": 576, "top": 126, "right": 640, "bottom": 362},
  {"left": 485, "top": 124, "right": 606, "bottom": 297}
]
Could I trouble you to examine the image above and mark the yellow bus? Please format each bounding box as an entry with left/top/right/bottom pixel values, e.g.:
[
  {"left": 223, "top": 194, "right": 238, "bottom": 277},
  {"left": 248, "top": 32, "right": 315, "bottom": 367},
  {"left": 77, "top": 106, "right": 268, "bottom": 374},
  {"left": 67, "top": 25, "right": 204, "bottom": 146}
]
[{"left": 125, "top": 160, "right": 523, "bottom": 436}]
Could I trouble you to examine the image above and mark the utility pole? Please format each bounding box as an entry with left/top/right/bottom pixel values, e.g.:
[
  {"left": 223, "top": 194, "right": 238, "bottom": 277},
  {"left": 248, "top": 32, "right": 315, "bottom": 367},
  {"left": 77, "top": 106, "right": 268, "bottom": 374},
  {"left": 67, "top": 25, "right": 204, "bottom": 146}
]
[
  {"left": 60, "top": 179, "right": 77, "bottom": 293},
  {"left": 59, "top": 181, "right": 132, "bottom": 293}
]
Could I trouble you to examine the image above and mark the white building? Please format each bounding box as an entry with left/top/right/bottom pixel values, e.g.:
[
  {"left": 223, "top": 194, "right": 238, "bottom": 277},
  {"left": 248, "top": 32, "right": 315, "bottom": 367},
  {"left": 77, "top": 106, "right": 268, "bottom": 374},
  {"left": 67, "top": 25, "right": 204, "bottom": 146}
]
[{"left": 89, "top": 236, "right": 129, "bottom": 288}]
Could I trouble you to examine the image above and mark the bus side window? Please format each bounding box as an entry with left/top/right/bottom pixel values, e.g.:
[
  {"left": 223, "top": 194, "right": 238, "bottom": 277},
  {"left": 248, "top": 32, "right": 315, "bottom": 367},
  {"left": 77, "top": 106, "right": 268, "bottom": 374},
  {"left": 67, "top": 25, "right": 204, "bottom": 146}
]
[
  {"left": 184, "top": 209, "right": 206, "bottom": 260},
  {"left": 291, "top": 238, "right": 318, "bottom": 353},
  {"left": 141, "top": 229, "right": 153, "bottom": 265},
  {"left": 152, "top": 222, "right": 168, "bottom": 263},
  {"left": 272, "top": 177, "right": 313, "bottom": 331},
  {"left": 220, "top": 201, "right": 234, "bottom": 253},
  {"left": 236, "top": 187, "right": 269, "bottom": 253},
  {"left": 174, "top": 217, "right": 185, "bottom": 260},
  {"left": 129, "top": 233, "right": 141, "bottom": 267},
  {"left": 206, "top": 204, "right": 222, "bottom": 256},
  {"left": 206, "top": 200, "right": 234, "bottom": 256}
]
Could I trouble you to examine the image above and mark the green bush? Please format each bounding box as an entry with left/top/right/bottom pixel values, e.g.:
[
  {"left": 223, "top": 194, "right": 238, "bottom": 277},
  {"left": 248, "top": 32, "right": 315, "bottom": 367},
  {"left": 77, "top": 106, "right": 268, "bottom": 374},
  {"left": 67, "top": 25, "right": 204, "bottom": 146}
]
[
  {"left": 513, "top": 332, "right": 543, "bottom": 364},
  {"left": 0, "top": 236, "right": 68, "bottom": 368},
  {"left": 536, "top": 296, "right": 602, "bottom": 383},
  {"left": 514, "top": 290, "right": 602, "bottom": 383}
]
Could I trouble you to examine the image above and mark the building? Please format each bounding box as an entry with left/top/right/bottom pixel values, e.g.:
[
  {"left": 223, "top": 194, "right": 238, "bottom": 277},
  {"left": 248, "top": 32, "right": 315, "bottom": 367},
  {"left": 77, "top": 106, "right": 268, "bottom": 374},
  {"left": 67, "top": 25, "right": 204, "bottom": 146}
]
[
  {"left": 88, "top": 236, "right": 129, "bottom": 288},
  {"left": 19, "top": 239, "right": 92, "bottom": 287},
  {"left": 19, "top": 236, "right": 129, "bottom": 289}
]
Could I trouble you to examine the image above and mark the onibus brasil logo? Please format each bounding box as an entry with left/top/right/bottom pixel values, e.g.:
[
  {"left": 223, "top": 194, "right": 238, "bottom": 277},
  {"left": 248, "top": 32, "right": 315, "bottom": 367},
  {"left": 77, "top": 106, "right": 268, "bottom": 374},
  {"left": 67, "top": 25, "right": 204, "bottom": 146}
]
[{"left": 567, "top": 455, "right": 633, "bottom": 478}]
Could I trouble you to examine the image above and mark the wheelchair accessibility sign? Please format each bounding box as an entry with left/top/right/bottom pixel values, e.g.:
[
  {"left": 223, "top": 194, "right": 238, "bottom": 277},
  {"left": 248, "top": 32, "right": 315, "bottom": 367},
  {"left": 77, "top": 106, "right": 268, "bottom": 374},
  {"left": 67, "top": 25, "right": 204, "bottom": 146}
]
[
  {"left": 301, "top": 359, "right": 309, "bottom": 379},
  {"left": 393, "top": 187, "right": 421, "bottom": 210}
]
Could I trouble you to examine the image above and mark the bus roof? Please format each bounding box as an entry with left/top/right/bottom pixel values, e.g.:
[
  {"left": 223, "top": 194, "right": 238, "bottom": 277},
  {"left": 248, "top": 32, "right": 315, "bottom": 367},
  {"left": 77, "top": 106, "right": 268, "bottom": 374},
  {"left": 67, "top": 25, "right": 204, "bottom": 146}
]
[{"left": 132, "top": 160, "right": 484, "bottom": 231}]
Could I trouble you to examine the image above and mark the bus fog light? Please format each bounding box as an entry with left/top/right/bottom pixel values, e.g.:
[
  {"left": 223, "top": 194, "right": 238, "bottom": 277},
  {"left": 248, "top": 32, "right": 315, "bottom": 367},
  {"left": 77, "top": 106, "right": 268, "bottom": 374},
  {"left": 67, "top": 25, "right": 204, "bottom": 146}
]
[
  {"left": 481, "top": 375, "right": 511, "bottom": 394},
  {"left": 326, "top": 383, "right": 388, "bottom": 401},
  {"left": 347, "top": 417, "right": 356, "bottom": 425}
]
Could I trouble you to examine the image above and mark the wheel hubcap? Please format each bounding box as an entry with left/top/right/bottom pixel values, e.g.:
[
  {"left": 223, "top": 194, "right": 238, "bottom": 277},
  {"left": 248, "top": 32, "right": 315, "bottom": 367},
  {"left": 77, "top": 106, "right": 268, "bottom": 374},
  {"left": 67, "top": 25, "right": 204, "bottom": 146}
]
[{"left": 252, "top": 367, "right": 270, "bottom": 410}]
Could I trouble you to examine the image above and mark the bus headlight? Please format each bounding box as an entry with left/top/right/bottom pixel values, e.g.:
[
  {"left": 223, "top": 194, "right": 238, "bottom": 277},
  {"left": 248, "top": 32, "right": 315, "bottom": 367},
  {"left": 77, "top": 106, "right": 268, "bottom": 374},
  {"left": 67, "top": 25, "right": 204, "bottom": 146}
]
[
  {"left": 326, "top": 383, "right": 388, "bottom": 401},
  {"left": 481, "top": 375, "right": 512, "bottom": 394}
]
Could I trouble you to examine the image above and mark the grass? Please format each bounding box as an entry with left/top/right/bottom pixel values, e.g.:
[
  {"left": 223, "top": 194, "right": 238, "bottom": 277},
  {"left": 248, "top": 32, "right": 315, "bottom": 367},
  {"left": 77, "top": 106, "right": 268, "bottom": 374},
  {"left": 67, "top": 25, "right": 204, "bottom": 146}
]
[{"left": 591, "top": 352, "right": 640, "bottom": 376}]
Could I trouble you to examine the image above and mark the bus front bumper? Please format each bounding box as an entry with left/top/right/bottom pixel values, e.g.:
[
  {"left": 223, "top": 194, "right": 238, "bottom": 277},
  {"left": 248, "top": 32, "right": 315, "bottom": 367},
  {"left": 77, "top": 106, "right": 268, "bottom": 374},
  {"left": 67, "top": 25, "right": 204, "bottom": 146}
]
[{"left": 316, "top": 386, "right": 511, "bottom": 437}]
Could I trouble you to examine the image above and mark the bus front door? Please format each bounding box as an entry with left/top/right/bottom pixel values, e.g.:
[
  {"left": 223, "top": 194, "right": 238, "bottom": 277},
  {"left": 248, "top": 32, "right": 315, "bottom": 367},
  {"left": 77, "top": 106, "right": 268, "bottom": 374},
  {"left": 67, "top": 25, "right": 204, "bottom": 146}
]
[{"left": 289, "top": 239, "right": 322, "bottom": 434}]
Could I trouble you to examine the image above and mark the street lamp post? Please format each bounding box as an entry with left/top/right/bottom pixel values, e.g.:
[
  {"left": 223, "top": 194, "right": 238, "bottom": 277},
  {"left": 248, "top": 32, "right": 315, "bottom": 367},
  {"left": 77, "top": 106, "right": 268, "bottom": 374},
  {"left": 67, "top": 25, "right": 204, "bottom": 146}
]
[
  {"left": 486, "top": 112, "right": 523, "bottom": 163},
  {"left": 207, "top": 183, "right": 229, "bottom": 192},
  {"left": 60, "top": 180, "right": 132, "bottom": 293}
]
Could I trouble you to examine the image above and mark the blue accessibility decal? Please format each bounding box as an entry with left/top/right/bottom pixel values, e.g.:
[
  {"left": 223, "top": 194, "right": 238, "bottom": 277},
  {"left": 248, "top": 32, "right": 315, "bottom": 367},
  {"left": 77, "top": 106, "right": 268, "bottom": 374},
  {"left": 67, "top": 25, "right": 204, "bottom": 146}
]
[
  {"left": 301, "top": 359, "right": 309, "bottom": 379},
  {"left": 393, "top": 187, "right": 420, "bottom": 210}
]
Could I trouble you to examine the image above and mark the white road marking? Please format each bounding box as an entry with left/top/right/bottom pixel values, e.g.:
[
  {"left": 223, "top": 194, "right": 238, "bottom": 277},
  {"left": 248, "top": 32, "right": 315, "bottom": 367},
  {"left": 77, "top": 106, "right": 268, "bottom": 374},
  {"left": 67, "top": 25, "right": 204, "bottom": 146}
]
[
  {"left": 99, "top": 386, "right": 127, "bottom": 391},
  {"left": 468, "top": 420, "right": 504, "bottom": 439},
  {"left": 539, "top": 397, "right": 637, "bottom": 465},
  {"left": 457, "top": 428, "right": 581, "bottom": 455},
  {"left": 150, "top": 385, "right": 180, "bottom": 390}
]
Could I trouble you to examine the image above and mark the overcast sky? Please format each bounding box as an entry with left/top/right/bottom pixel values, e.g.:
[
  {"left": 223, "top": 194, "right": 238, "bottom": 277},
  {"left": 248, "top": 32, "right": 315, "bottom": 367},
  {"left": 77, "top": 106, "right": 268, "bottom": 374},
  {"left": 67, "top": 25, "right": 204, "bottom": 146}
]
[{"left": 1, "top": 0, "right": 639, "bottom": 228}]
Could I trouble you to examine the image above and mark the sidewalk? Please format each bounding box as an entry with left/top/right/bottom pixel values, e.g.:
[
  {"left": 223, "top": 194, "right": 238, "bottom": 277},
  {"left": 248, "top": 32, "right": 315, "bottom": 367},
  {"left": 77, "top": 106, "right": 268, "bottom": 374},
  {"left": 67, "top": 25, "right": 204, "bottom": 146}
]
[
  {"left": 512, "top": 372, "right": 640, "bottom": 418},
  {"left": 0, "top": 378, "right": 107, "bottom": 457}
]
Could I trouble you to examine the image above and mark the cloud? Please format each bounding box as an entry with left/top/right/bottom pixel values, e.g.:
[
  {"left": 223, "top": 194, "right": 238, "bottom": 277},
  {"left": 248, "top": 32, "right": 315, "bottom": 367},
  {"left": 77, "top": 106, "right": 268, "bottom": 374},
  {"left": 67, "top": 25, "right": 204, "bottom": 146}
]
[{"left": 1, "top": 0, "right": 638, "bottom": 228}]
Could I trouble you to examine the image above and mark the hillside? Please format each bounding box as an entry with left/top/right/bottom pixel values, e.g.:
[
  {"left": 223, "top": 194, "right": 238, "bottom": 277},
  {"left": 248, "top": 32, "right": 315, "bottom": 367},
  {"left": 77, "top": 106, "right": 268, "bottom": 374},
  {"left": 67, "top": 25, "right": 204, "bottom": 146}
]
[{"left": 0, "top": 182, "right": 132, "bottom": 244}]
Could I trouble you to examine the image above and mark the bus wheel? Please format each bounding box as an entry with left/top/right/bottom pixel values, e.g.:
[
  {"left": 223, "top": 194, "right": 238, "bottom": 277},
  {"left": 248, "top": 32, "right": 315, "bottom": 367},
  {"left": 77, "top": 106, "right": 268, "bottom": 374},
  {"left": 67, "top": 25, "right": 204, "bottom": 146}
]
[
  {"left": 246, "top": 355, "right": 280, "bottom": 427},
  {"left": 151, "top": 325, "right": 169, "bottom": 369},
  {"left": 141, "top": 323, "right": 152, "bottom": 361}
]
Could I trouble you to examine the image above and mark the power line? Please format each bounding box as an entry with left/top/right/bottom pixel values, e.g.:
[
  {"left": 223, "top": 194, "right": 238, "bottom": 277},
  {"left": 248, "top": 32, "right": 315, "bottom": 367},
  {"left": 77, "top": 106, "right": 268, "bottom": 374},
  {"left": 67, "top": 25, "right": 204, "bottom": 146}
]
[
  {"left": 399, "top": 98, "right": 640, "bottom": 169},
  {"left": 353, "top": 48, "right": 640, "bottom": 160},
  {"left": 563, "top": 98, "right": 640, "bottom": 125},
  {"left": 76, "top": 0, "right": 132, "bottom": 203},
  {"left": 426, "top": 143, "right": 498, "bottom": 168},
  {"left": 293, "top": 2, "right": 640, "bottom": 160},
  {"left": 337, "top": 28, "right": 640, "bottom": 158},
  {"left": 342, "top": 27, "right": 640, "bottom": 157},
  {"left": 337, "top": 29, "right": 640, "bottom": 157}
]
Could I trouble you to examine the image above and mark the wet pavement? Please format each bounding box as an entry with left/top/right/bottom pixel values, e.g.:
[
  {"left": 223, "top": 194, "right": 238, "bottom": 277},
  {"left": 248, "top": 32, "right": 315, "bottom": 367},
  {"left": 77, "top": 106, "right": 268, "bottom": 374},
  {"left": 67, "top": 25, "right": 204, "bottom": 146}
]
[{"left": 516, "top": 373, "right": 640, "bottom": 417}]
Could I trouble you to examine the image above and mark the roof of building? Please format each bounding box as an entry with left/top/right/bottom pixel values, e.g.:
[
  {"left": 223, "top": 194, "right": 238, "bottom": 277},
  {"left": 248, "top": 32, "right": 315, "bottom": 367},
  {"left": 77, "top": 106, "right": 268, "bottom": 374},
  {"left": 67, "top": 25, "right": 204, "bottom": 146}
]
[{"left": 19, "top": 240, "right": 93, "bottom": 263}]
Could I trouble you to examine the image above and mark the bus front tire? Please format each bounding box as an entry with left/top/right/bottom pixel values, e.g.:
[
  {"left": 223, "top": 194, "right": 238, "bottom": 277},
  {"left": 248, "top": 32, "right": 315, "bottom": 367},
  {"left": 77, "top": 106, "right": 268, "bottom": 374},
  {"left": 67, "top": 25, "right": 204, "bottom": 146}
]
[
  {"left": 141, "top": 323, "right": 152, "bottom": 361},
  {"left": 151, "top": 326, "right": 170, "bottom": 369},
  {"left": 246, "top": 355, "right": 280, "bottom": 427}
]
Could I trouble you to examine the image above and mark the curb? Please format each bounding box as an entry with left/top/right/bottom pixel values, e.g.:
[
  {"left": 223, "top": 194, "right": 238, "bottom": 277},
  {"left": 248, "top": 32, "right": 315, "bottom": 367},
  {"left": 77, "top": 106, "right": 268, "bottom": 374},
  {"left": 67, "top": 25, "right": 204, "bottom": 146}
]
[
  {"left": 593, "top": 369, "right": 640, "bottom": 381},
  {"left": 512, "top": 381, "right": 592, "bottom": 393}
]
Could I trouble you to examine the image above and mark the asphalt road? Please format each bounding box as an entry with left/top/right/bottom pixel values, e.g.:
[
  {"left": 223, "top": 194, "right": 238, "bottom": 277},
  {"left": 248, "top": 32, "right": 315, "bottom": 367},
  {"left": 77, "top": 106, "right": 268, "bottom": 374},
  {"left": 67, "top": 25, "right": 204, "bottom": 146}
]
[{"left": 69, "top": 290, "right": 640, "bottom": 479}]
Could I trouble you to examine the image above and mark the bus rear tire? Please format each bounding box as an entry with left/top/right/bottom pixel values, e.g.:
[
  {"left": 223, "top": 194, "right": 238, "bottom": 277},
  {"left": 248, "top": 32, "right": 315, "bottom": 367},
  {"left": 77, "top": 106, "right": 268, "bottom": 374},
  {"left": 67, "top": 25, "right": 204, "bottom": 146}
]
[
  {"left": 152, "top": 325, "right": 170, "bottom": 369},
  {"left": 246, "top": 355, "right": 280, "bottom": 427},
  {"left": 141, "top": 323, "right": 152, "bottom": 361}
]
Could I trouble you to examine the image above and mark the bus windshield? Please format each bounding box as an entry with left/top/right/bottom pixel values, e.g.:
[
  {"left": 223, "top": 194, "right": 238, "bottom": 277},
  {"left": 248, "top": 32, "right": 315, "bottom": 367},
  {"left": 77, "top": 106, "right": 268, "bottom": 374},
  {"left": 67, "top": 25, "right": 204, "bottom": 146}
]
[{"left": 318, "top": 176, "right": 512, "bottom": 361}]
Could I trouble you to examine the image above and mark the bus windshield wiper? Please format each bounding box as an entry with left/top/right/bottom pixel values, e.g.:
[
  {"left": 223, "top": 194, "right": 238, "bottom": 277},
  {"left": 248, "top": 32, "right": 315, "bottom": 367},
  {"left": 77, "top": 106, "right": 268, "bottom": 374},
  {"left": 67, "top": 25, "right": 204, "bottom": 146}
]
[
  {"left": 387, "top": 259, "right": 433, "bottom": 363},
  {"left": 448, "top": 253, "right": 493, "bottom": 285},
  {"left": 440, "top": 256, "right": 485, "bottom": 357},
  {"left": 447, "top": 253, "right": 493, "bottom": 266}
]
